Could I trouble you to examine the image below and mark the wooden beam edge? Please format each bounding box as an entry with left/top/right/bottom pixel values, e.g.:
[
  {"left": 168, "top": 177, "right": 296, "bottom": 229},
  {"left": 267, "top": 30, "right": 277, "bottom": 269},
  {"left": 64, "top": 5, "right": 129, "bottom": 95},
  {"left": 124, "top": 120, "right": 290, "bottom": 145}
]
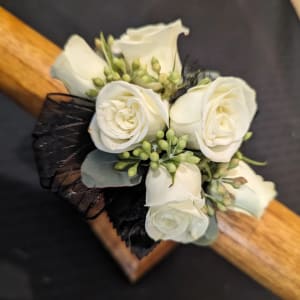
[{"left": 89, "top": 212, "right": 177, "bottom": 282}]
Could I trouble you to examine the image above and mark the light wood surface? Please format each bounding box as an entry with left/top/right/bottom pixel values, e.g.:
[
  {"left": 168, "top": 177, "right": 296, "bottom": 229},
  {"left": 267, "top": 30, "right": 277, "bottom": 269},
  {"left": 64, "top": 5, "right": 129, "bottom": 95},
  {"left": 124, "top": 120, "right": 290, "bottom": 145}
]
[
  {"left": 214, "top": 201, "right": 300, "bottom": 299},
  {"left": 1, "top": 7, "right": 300, "bottom": 299},
  {"left": 291, "top": 0, "right": 300, "bottom": 18},
  {"left": 0, "top": 7, "right": 67, "bottom": 116}
]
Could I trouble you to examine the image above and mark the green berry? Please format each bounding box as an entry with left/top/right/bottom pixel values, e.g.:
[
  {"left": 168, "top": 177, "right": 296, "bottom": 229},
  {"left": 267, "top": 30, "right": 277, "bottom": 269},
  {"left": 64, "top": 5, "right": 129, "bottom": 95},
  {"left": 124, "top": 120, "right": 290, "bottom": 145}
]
[
  {"left": 133, "top": 148, "right": 142, "bottom": 157},
  {"left": 122, "top": 74, "right": 131, "bottom": 82},
  {"left": 135, "top": 69, "right": 146, "bottom": 77},
  {"left": 166, "top": 129, "right": 175, "bottom": 140},
  {"left": 171, "top": 136, "right": 178, "bottom": 145},
  {"left": 104, "top": 66, "right": 111, "bottom": 76},
  {"left": 156, "top": 130, "right": 164, "bottom": 139},
  {"left": 187, "top": 156, "right": 200, "bottom": 164},
  {"left": 128, "top": 163, "right": 138, "bottom": 177},
  {"left": 151, "top": 57, "right": 159, "bottom": 65},
  {"left": 152, "top": 63, "right": 161, "bottom": 73},
  {"left": 173, "top": 153, "right": 185, "bottom": 163},
  {"left": 139, "top": 152, "right": 149, "bottom": 161},
  {"left": 113, "top": 57, "right": 126, "bottom": 73},
  {"left": 85, "top": 89, "right": 98, "bottom": 98},
  {"left": 114, "top": 161, "right": 130, "bottom": 170},
  {"left": 177, "top": 139, "right": 187, "bottom": 149},
  {"left": 243, "top": 131, "right": 253, "bottom": 141},
  {"left": 93, "top": 77, "right": 104, "bottom": 87},
  {"left": 132, "top": 59, "right": 141, "bottom": 70},
  {"left": 151, "top": 57, "right": 161, "bottom": 73},
  {"left": 119, "top": 151, "right": 130, "bottom": 159},
  {"left": 141, "top": 75, "right": 153, "bottom": 83},
  {"left": 106, "top": 74, "right": 113, "bottom": 81},
  {"left": 107, "top": 34, "right": 114, "bottom": 46},
  {"left": 112, "top": 72, "right": 121, "bottom": 81},
  {"left": 150, "top": 152, "right": 159, "bottom": 162},
  {"left": 150, "top": 161, "right": 159, "bottom": 170},
  {"left": 166, "top": 162, "right": 177, "bottom": 173},
  {"left": 158, "top": 139, "right": 169, "bottom": 151},
  {"left": 142, "top": 141, "right": 151, "bottom": 153},
  {"left": 168, "top": 71, "right": 181, "bottom": 84}
]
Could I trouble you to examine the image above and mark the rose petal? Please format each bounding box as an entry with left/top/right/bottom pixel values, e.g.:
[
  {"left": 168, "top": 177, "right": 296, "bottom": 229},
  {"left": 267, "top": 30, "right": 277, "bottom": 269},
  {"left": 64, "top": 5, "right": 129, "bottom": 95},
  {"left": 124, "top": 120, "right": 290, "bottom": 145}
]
[
  {"left": 145, "top": 163, "right": 203, "bottom": 207},
  {"left": 51, "top": 35, "right": 107, "bottom": 98},
  {"left": 112, "top": 19, "right": 189, "bottom": 75}
]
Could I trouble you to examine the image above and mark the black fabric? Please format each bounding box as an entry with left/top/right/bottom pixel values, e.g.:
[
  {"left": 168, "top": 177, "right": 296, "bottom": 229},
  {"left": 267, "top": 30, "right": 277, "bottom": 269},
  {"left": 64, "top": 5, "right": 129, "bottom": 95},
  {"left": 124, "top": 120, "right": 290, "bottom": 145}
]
[
  {"left": 32, "top": 94, "right": 105, "bottom": 219},
  {"left": 32, "top": 94, "right": 157, "bottom": 258},
  {"left": 0, "top": 0, "right": 299, "bottom": 299},
  {"left": 104, "top": 182, "right": 158, "bottom": 258}
]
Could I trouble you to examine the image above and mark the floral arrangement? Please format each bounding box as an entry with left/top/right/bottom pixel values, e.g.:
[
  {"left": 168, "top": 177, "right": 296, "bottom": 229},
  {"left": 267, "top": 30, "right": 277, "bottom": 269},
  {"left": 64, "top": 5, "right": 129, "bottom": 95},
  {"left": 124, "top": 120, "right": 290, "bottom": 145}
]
[{"left": 43, "top": 19, "right": 276, "bottom": 246}]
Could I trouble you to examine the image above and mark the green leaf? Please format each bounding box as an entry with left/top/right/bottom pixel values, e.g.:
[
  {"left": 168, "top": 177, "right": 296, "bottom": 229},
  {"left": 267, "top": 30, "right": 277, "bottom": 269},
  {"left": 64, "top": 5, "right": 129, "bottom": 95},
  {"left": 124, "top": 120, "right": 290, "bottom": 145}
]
[
  {"left": 193, "top": 215, "right": 219, "bottom": 246},
  {"left": 81, "top": 150, "right": 142, "bottom": 188}
]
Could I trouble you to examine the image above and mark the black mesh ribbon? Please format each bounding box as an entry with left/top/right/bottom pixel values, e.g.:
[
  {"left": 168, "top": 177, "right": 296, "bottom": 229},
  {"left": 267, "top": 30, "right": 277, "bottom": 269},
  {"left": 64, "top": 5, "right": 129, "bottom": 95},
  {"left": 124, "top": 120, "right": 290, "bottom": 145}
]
[{"left": 32, "top": 94, "right": 156, "bottom": 258}]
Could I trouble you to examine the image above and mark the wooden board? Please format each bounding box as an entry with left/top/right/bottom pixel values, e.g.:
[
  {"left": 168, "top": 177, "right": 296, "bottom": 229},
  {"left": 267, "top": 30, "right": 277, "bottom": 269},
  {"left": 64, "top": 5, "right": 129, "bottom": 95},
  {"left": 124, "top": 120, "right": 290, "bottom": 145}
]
[
  {"left": 1, "top": 7, "right": 300, "bottom": 299},
  {"left": 291, "top": 0, "right": 300, "bottom": 18}
]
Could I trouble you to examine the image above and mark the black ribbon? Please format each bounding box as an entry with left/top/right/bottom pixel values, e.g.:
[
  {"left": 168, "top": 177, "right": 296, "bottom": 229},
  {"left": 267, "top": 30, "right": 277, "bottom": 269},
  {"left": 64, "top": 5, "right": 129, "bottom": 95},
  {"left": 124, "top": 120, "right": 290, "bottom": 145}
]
[{"left": 32, "top": 93, "right": 156, "bottom": 258}]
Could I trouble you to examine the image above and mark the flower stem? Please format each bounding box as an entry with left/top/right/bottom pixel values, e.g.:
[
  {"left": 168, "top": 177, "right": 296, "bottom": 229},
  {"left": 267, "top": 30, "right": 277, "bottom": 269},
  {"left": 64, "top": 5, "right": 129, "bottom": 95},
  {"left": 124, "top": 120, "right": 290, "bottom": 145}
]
[
  {"left": 238, "top": 152, "right": 268, "bottom": 167},
  {"left": 204, "top": 192, "right": 219, "bottom": 203}
]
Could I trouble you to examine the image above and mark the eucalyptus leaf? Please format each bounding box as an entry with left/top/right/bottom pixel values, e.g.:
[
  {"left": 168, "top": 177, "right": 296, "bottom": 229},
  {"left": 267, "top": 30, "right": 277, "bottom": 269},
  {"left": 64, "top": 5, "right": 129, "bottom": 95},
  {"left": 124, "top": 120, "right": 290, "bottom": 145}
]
[
  {"left": 81, "top": 150, "right": 142, "bottom": 188},
  {"left": 193, "top": 215, "right": 219, "bottom": 246}
]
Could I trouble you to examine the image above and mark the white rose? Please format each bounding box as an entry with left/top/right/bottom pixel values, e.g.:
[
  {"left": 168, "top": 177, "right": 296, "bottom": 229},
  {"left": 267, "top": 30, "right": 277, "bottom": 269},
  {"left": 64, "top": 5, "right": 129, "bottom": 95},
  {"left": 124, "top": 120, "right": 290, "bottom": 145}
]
[
  {"left": 112, "top": 19, "right": 189, "bottom": 76},
  {"left": 51, "top": 35, "right": 107, "bottom": 98},
  {"left": 170, "top": 77, "right": 257, "bottom": 162},
  {"left": 89, "top": 81, "right": 169, "bottom": 153},
  {"left": 225, "top": 161, "right": 277, "bottom": 218},
  {"left": 145, "top": 163, "right": 209, "bottom": 243}
]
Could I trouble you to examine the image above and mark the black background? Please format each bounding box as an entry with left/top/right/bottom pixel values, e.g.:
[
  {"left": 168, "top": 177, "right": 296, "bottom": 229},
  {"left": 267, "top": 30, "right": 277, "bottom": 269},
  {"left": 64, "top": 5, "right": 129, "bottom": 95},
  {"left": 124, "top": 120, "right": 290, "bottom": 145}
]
[{"left": 0, "top": 1, "right": 299, "bottom": 299}]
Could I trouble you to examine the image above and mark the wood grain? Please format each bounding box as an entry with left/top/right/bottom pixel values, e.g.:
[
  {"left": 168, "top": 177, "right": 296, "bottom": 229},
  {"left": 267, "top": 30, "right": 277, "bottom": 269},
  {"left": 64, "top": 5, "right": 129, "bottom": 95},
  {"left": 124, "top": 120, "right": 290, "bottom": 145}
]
[
  {"left": 0, "top": 7, "right": 300, "bottom": 298},
  {"left": 214, "top": 201, "right": 300, "bottom": 299},
  {"left": 0, "top": 6, "right": 66, "bottom": 116}
]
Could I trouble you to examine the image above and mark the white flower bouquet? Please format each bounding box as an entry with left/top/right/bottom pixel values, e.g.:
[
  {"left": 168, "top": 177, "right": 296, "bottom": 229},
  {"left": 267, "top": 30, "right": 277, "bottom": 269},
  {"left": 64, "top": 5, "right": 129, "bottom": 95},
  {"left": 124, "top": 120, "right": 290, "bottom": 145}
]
[{"left": 42, "top": 19, "right": 276, "bottom": 246}]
